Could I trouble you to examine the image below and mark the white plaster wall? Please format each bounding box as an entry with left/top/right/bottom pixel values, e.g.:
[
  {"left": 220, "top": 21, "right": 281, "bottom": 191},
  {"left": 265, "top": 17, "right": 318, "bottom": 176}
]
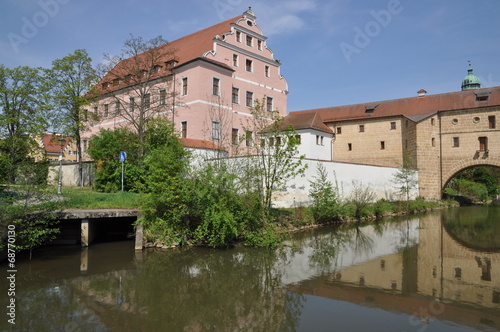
[
  {"left": 272, "top": 159, "right": 419, "bottom": 208},
  {"left": 295, "top": 129, "right": 333, "bottom": 160}
]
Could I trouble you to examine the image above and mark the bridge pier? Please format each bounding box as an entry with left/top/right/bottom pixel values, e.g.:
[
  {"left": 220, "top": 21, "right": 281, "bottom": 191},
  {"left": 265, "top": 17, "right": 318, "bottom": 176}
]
[{"left": 81, "top": 218, "right": 96, "bottom": 247}]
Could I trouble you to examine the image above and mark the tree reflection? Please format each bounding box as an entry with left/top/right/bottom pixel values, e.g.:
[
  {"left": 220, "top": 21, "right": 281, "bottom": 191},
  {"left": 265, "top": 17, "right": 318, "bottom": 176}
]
[{"left": 443, "top": 206, "right": 500, "bottom": 251}]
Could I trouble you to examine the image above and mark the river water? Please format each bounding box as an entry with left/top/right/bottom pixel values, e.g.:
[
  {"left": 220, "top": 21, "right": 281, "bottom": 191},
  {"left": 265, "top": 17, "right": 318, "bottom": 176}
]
[{"left": 1, "top": 206, "right": 499, "bottom": 331}]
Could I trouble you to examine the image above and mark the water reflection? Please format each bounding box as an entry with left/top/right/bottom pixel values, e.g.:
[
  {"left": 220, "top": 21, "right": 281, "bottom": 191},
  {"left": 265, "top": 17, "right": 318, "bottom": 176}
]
[{"left": 1, "top": 207, "right": 499, "bottom": 331}]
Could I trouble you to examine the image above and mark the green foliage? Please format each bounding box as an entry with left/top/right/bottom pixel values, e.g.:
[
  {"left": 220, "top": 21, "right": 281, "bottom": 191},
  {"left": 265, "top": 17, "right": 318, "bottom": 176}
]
[
  {"left": 445, "top": 178, "right": 489, "bottom": 203},
  {"left": 348, "top": 180, "right": 376, "bottom": 220},
  {"left": 309, "top": 163, "right": 342, "bottom": 223},
  {"left": 373, "top": 199, "right": 392, "bottom": 218},
  {"left": 392, "top": 155, "right": 418, "bottom": 202},
  {"left": 86, "top": 127, "right": 142, "bottom": 192},
  {"left": 242, "top": 98, "right": 306, "bottom": 209}
]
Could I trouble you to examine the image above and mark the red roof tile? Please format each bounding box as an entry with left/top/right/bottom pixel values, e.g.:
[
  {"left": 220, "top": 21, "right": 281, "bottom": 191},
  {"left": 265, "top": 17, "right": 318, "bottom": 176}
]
[
  {"left": 41, "top": 134, "right": 73, "bottom": 153},
  {"left": 179, "top": 138, "right": 226, "bottom": 151},
  {"left": 99, "top": 15, "right": 243, "bottom": 93},
  {"left": 293, "top": 86, "right": 500, "bottom": 123},
  {"left": 281, "top": 111, "right": 333, "bottom": 134}
]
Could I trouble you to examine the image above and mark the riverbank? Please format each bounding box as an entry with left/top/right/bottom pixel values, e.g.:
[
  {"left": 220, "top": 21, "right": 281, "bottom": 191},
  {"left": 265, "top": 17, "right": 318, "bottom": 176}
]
[{"left": 142, "top": 198, "right": 460, "bottom": 250}]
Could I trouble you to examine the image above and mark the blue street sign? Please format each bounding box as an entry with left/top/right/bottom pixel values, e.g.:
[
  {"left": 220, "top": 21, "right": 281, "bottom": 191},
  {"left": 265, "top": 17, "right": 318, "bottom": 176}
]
[{"left": 119, "top": 151, "right": 127, "bottom": 162}]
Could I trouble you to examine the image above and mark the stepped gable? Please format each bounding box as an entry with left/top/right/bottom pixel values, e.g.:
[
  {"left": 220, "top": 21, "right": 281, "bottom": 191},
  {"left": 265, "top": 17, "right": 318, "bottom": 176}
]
[
  {"left": 98, "top": 14, "right": 243, "bottom": 93},
  {"left": 41, "top": 134, "right": 72, "bottom": 153},
  {"left": 292, "top": 86, "right": 500, "bottom": 123}
]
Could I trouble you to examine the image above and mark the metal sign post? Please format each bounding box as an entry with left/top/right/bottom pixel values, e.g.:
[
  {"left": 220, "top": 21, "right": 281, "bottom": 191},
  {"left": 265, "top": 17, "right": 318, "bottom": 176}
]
[{"left": 119, "top": 151, "right": 127, "bottom": 191}]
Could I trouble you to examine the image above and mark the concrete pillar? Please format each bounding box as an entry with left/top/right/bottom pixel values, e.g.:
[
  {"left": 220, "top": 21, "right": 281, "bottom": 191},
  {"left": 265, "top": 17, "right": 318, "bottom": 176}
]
[
  {"left": 80, "top": 247, "right": 89, "bottom": 272},
  {"left": 81, "top": 218, "right": 96, "bottom": 247},
  {"left": 135, "top": 224, "right": 143, "bottom": 251}
]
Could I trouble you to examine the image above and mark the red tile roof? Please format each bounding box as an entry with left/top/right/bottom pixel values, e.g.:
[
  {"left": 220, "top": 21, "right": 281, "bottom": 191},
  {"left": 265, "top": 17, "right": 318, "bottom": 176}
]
[
  {"left": 281, "top": 111, "right": 333, "bottom": 134},
  {"left": 99, "top": 15, "right": 243, "bottom": 93},
  {"left": 41, "top": 134, "right": 73, "bottom": 153},
  {"left": 292, "top": 86, "right": 500, "bottom": 123},
  {"left": 179, "top": 138, "right": 226, "bottom": 151}
]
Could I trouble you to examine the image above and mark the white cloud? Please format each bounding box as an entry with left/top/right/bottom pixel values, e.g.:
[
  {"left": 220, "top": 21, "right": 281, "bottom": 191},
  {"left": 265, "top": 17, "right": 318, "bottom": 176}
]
[{"left": 251, "top": 0, "right": 317, "bottom": 35}]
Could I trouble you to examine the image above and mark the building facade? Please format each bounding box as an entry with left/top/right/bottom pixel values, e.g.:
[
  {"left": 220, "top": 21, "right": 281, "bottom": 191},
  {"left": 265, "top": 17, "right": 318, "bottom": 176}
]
[
  {"left": 288, "top": 68, "right": 500, "bottom": 199},
  {"left": 83, "top": 8, "right": 288, "bottom": 157}
]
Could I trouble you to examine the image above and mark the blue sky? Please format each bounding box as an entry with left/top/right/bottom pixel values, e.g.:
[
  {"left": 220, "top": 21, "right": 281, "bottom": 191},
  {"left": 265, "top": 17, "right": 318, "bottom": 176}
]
[{"left": 1, "top": 0, "right": 499, "bottom": 113}]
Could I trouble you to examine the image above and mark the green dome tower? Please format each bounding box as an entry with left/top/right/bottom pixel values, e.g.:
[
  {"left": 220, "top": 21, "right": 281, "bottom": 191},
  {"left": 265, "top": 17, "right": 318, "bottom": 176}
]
[{"left": 461, "top": 63, "right": 481, "bottom": 91}]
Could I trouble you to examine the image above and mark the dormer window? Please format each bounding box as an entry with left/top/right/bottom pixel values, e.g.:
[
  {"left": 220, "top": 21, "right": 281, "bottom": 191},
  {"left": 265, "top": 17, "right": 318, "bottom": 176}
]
[
  {"left": 165, "top": 60, "right": 178, "bottom": 69},
  {"left": 364, "top": 104, "right": 378, "bottom": 113},
  {"left": 113, "top": 78, "right": 122, "bottom": 86},
  {"left": 151, "top": 65, "right": 162, "bottom": 74},
  {"left": 475, "top": 91, "right": 490, "bottom": 101},
  {"left": 102, "top": 82, "right": 110, "bottom": 89}
]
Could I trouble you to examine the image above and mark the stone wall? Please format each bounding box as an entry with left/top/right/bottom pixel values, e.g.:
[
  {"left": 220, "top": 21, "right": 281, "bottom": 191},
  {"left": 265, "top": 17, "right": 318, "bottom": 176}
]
[{"left": 48, "top": 162, "right": 95, "bottom": 187}]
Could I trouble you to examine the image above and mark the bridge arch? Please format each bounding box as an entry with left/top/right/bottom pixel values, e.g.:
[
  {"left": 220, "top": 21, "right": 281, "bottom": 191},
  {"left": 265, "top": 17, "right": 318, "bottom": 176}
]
[{"left": 441, "top": 156, "right": 500, "bottom": 195}]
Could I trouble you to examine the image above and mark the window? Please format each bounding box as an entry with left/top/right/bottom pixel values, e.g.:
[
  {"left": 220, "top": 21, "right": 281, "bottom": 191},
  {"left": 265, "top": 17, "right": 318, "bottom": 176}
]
[
  {"left": 266, "top": 96, "right": 273, "bottom": 112},
  {"left": 93, "top": 106, "right": 98, "bottom": 116},
  {"left": 432, "top": 137, "right": 436, "bottom": 147},
  {"left": 336, "top": 127, "right": 342, "bottom": 134},
  {"left": 246, "top": 59, "right": 253, "bottom": 72},
  {"left": 245, "top": 130, "right": 253, "bottom": 147},
  {"left": 258, "top": 40, "right": 262, "bottom": 51},
  {"left": 380, "top": 141, "right": 385, "bottom": 150},
  {"left": 276, "top": 136, "right": 282, "bottom": 146},
  {"left": 114, "top": 101, "right": 120, "bottom": 115},
  {"left": 182, "top": 77, "right": 188, "bottom": 96},
  {"left": 232, "top": 128, "right": 239, "bottom": 145},
  {"left": 181, "top": 121, "right": 187, "bottom": 138},
  {"left": 265, "top": 65, "right": 270, "bottom": 78},
  {"left": 431, "top": 118, "right": 435, "bottom": 126},
  {"left": 260, "top": 138, "right": 266, "bottom": 148},
  {"left": 103, "top": 104, "right": 109, "bottom": 117},
  {"left": 232, "top": 87, "right": 239, "bottom": 104},
  {"left": 453, "top": 137, "right": 459, "bottom": 147},
  {"left": 159, "top": 89, "right": 166, "bottom": 105},
  {"left": 390, "top": 122, "right": 396, "bottom": 130},
  {"left": 232, "top": 54, "right": 238, "bottom": 67},
  {"left": 479, "top": 137, "right": 488, "bottom": 151},
  {"left": 129, "top": 97, "right": 135, "bottom": 112},
  {"left": 455, "top": 268, "right": 462, "bottom": 279},
  {"left": 359, "top": 124, "right": 365, "bottom": 132},
  {"left": 246, "top": 35, "right": 252, "bottom": 47},
  {"left": 476, "top": 95, "right": 489, "bottom": 101},
  {"left": 236, "top": 31, "right": 241, "bottom": 42},
  {"left": 295, "top": 135, "right": 301, "bottom": 145},
  {"left": 489, "top": 116, "right": 496, "bottom": 129},
  {"left": 316, "top": 135, "right": 324, "bottom": 146},
  {"left": 246, "top": 91, "right": 253, "bottom": 107},
  {"left": 348, "top": 143, "right": 352, "bottom": 151},
  {"left": 212, "top": 77, "right": 220, "bottom": 96},
  {"left": 143, "top": 93, "right": 151, "bottom": 109},
  {"left": 212, "top": 121, "right": 220, "bottom": 140}
]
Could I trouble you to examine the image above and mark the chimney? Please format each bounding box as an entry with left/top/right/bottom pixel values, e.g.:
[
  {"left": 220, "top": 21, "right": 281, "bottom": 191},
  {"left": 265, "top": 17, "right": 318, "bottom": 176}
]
[{"left": 417, "top": 89, "right": 427, "bottom": 97}]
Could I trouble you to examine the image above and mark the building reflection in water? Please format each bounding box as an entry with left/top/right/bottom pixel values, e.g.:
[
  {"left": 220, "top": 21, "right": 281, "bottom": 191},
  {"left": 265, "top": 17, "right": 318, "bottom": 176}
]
[{"left": 290, "top": 210, "right": 500, "bottom": 330}]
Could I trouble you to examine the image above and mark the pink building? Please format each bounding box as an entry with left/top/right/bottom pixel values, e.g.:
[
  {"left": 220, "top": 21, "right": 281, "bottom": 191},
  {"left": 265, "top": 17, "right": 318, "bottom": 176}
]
[{"left": 83, "top": 8, "right": 288, "bottom": 157}]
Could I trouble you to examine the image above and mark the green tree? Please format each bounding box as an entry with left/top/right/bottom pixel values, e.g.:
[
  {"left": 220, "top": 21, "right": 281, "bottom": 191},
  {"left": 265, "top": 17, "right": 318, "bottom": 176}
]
[
  {"left": 86, "top": 127, "right": 141, "bottom": 192},
  {"left": 48, "top": 49, "right": 98, "bottom": 186},
  {"left": 309, "top": 163, "right": 342, "bottom": 223},
  {"left": 0, "top": 65, "right": 50, "bottom": 182},
  {"left": 96, "top": 35, "right": 178, "bottom": 157},
  {"left": 137, "top": 118, "right": 191, "bottom": 243},
  {"left": 392, "top": 154, "right": 418, "bottom": 202},
  {"left": 242, "top": 99, "right": 305, "bottom": 209}
]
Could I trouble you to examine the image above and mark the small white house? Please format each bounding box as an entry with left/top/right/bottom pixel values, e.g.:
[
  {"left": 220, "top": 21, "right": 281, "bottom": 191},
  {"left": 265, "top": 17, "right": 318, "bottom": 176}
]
[{"left": 282, "top": 112, "right": 334, "bottom": 160}]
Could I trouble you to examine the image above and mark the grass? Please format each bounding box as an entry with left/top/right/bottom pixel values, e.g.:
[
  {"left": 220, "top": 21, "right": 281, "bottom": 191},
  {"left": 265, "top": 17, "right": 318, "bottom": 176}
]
[{"left": 45, "top": 186, "right": 142, "bottom": 209}]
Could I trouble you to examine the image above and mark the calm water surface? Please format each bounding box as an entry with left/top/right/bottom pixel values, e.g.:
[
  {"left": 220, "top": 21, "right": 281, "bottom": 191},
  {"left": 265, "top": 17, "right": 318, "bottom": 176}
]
[{"left": 1, "top": 206, "right": 499, "bottom": 331}]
